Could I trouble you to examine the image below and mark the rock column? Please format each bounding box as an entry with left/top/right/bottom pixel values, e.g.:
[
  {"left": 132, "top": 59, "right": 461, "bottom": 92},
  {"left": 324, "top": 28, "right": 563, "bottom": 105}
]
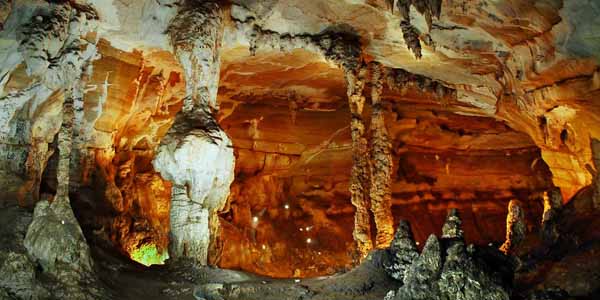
[
  {"left": 369, "top": 63, "right": 395, "bottom": 248},
  {"left": 23, "top": 7, "right": 99, "bottom": 283},
  {"left": 154, "top": 0, "right": 235, "bottom": 264},
  {"left": 346, "top": 65, "right": 373, "bottom": 258}
]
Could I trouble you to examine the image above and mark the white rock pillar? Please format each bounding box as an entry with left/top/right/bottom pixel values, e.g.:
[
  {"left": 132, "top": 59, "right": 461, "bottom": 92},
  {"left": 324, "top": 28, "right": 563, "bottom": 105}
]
[{"left": 154, "top": 0, "right": 235, "bottom": 264}]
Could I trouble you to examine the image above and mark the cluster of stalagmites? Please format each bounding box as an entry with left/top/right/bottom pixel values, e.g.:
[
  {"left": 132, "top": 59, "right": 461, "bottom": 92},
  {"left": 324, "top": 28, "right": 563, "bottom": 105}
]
[{"left": 383, "top": 209, "right": 511, "bottom": 300}]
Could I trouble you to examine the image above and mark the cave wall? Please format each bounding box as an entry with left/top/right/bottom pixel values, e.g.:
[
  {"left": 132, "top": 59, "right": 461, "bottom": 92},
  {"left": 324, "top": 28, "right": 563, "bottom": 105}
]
[{"left": 213, "top": 48, "right": 553, "bottom": 277}]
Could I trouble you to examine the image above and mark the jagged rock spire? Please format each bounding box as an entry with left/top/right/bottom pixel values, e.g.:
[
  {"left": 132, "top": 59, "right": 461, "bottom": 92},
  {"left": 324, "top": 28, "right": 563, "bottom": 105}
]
[
  {"left": 442, "top": 208, "right": 464, "bottom": 240},
  {"left": 384, "top": 211, "right": 510, "bottom": 300},
  {"left": 394, "top": 234, "right": 442, "bottom": 299},
  {"left": 384, "top": 220, "right": 419, "bottom": 281},
  {"left": 500, "top": 200, "right": 526, "bottom": 254}
]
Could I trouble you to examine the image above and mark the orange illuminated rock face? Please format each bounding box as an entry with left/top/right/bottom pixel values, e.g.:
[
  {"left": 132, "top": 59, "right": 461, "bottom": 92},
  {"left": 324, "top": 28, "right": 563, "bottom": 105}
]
[
  {"left": 76, "top": 40, "right": 184, "bottom": 263},
  {"left": 214, "top": 49, "right": 553, "bottom": 277}
]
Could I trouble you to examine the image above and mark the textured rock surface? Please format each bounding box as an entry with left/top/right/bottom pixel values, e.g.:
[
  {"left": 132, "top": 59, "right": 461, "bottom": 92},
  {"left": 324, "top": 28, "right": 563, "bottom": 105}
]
[
  {"left": 0, "top": 0, "right": 599, "bottom": 298},
  {"left": 0, "top": 205, "right": 46, "bottom": 300},
  {"left": 388, "top": 210, "right": 511, "bottom": 300},
  {"left": 154, "top": 124, "right": 235, "bottom": 263},
  {"left": 153, "top": 0, "right": 235, "bottom": 264},
  {"left": 383, "top": 220, "right": 419, "bottom": 281}
]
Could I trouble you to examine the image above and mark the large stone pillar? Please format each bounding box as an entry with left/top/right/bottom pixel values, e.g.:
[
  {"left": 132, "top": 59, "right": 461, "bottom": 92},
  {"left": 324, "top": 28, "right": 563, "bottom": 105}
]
[
  {"left": 26, "top": 84, "right": 94, "bottom": 287},
  {"left": 345, "top": 65, "right": 373, "bottom": 259},
  {"left": 154, "top": 0, "right": 235, "bottom": 264},
  {"left": 369, "top": 62, "right": 394, "bottom": 248}
]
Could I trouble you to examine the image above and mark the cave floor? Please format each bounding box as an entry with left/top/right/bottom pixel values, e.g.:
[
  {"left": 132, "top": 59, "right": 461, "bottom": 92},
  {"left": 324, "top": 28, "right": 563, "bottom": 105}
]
[{"left": 92, "top": 243, "right": 398, "bottom": 300}]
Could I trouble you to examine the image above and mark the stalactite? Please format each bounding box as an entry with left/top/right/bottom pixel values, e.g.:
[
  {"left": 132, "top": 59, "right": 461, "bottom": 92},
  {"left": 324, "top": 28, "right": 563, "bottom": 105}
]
[
  {"left": 369, "top": 62, "right": 394, "bottom": 248},
  {"left": 346, "top": 64, "right": 373, "bottom": 259},
  {"left": 392, "top": 0, "right": 444, "bottom": 58},
  {"left": 396, "top": 0, "right": 411, "bottom": 20},
  {"left": 541, "top": 188, "right": 562, "bottom": 243},
  {"left": 500, "top": 200, "right": 526, "bottom": 254},
  {"left": 168, "top": 0, "right": 224, "bottom": 116},
  {"left": 400, "top": 21, "right": 422, "bottom": 59}
]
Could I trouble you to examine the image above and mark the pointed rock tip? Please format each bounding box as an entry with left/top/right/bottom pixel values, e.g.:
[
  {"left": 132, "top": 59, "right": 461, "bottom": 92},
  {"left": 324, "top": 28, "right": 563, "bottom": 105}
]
[{"left": 442, "top": 208, "right": 463, "bottom": 239}]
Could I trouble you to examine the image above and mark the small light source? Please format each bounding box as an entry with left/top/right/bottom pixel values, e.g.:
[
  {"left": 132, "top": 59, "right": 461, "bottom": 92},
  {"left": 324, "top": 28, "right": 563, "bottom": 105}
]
[
  {"left": 262, "top": 244, "right": 266, "bottom": 250},
  {"left": 306, "top": 238, "right": 312, "bottom": 244},
  {"left": 61, "top": 220, "right": 65, "bottom": 225},
  {"left": 305, "top": 226, "right": 311, "bottom": 231},
  {"left": 416, "top": 242, "right": 420, "bottom": 246},
  {"left": 252, "top": 216, "right": 259, "bottom": 223},
  {"left": 294, "top": 279, "right": 300, "bottom": 283},
  {"left": 299, "top": 228, "right": 304, "bottom": 232},
  {"left": 318, "top": 251, "right": 322, "bottom": 255},
  {"left": 284, "top": 204, "right": 290, "bottom": 209}
]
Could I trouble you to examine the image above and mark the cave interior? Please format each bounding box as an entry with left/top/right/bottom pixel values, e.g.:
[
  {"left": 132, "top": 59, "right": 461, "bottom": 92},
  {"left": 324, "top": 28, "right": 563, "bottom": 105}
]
[{"left": 0, "top": 1, "right": 600, "bottom": 300}]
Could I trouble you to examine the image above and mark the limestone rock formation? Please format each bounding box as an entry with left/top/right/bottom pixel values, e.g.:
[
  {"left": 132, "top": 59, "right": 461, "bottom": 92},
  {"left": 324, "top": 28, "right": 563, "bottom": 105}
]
[
  {"left": 500, "top": 200, "right": 526, "bottom": 254},
  {"left": 24, "top": 197, "right": 93, "bottom": 280},
  {"left": 386, "top": 210, "right": 511, "bottom": 300},
  {"left": 153, "top": 0, "right": 235, "bottom": 264},
  {"left": 383, "top": 220, "right": 419, "bottom": 281},
  {"left": 0, "top": 0, "right": 599, "bottom": 298},
  {"left": 153, "top": 122, "right": 235, "bottom": 263}
]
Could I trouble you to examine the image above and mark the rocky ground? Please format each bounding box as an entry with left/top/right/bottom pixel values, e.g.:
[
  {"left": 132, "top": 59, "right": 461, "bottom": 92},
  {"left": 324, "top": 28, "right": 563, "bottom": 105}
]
[{"left": 2, "top": 201, "right": 599, "bottom": 300}]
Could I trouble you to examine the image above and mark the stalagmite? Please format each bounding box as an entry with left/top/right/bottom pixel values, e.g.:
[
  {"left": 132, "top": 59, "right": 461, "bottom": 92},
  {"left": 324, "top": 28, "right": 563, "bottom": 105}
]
[
  {"left": 369, "top": 62, "right": 394, "bottom": 248},
  {"left": 154, "top": 0, "right": 235, "bottom": 264},
  {"left": 384, "top": 220, "right": 419, "bottom": 281},
  {"left": 21, "top": 3, "right": 100, "bottom": 295},
  {"left": 441, "top": 208, "right": 463, "bottom": 240},
  {"left": 541, "top": 188, "right": 562, "bottom": 243},
  {"left": 346, "top": 64, "right": 373, "bottom": 259},
  {"left": 500, "top": 200, "right": 526, "bottom": 254},
  {"left": 592, "top": 139, "right": 600, "bottom": 209}
]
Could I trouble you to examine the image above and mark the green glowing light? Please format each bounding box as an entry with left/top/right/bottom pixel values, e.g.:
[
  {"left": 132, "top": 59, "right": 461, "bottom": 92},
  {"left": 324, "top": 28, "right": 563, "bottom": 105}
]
[{"left": 130, "top": 244, "right": 169, "bottom": 266}]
